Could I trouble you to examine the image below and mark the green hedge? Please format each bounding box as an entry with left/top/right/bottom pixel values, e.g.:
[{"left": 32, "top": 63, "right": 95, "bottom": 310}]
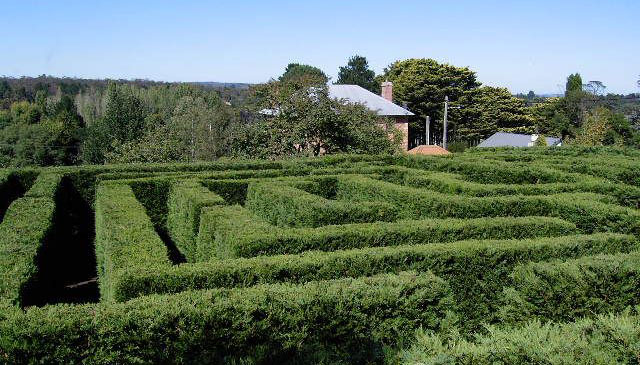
[
  {"left": 0, "top": 172, "right": 62, "bottom": 306},
  {"left": 500, "top": 251, "right": 640, "bottom": 325},
  {"left": 112, "top": 233, "right": 635, "bottom": 335},
  {"left": 23, "top": 173, "right": 63, "bottom": 199},
  {"left": 166, "top": 180, "right": 225, "bottom": 262},
  {"left": 0, "top": 197, "right": 56, "bottom": 306},
  {"left": 403, "top": 170, "right": 640, "bottom": 208},
  {"left": 199, "top": 205, "right": 576, "bottom": 258},
  {"left": 245, "top": 181, "right": 398, "bottom": 228},
  {"left": 0, "top": 272, "right": 452, "bottom": 364},
  {"left": 337, "top": 176, "right": 640, "bottom": 234},
  {"left": 94, "top": 183, "right": 172, "bottom": 302},
  {"left": 400, "top": 312, "right": 640, "bottom": 364},
  {"left": 398, "top": 155, "right": 578, "bottom": 184}
]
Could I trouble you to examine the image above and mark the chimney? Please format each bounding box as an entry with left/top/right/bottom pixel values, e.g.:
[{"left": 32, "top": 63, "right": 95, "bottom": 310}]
[{"left": 381, "top": 81, "right": 393, "bottom": 102}]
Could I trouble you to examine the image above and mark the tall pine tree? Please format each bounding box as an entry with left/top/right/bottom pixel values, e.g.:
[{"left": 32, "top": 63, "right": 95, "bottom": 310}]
[{"left": 336, "top": 55, "right": 379, "bottom": 93}]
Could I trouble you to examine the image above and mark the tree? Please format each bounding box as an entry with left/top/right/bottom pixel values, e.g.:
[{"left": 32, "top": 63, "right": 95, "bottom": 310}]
[
  {"left": 455, "top": 86, "right": 535, "bottom": 143},
  {"left": 279, "top": 63, "right": 328, "bottom": 86},
  {"left": 527, "top": 90, "right": 535, "bottom": 100},
  {"left": 336, "top": 55, "right": 379, "bottom": 93},
  {"left": 378, "top": 58, "right": 481, "bottom": 124},
  {"left": 585, "top": 81, "right": 606, "bottom": 96},
  {"left": 234, "top": 82, "right": 399, "bottom": 158},
  {"left": 571, "top": 107, "right": 639, "bottom": 147},
  {"left": 564, "top": 73, "right": 587, "bottom": 128},
  {"left": 535, "top": 134, "right": 548, "bottom": 146},
  {"left": 565, "top": 73, "right": 583, "bottom": 96},
  {"left": 81, "top": 82, "right": 147, "bottom": 163}
]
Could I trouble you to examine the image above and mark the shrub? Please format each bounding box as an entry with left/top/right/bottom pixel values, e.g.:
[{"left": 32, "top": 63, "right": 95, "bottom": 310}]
[
  {"left": 500, "top": 251, "right": 640, "bottom": 325},
  {"left": 0, "top": 272, "right": 453, "bottom": 364},
  {"left": 166, "top": 180, "right": 225, "bottom": 262},
  {"left": 94, "top": 183, "right": 171, "bottom": 302},
  {"left": 337, "top": 175, "right": 640, "bottom": 234},
  {"left": 112, "top": 233, "right": 636, "bottom": 336},
  {"left": 399, "top": 312, "right": 640, "bottom": 364},
  {"left": 0, "top": 197, "right": 56, "bottom": 306},
  {"left": 200, "top": 206, "right": 577, "bottom": 258},
  {"left": 245, "top": 181, "right": 398, "bottom": 228},
  {"left": 403, "top": 170, "right": 640, "bottom": 207}
]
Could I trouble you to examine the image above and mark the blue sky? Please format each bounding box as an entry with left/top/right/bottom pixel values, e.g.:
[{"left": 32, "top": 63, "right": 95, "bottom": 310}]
[{"left": 1, "top": 0, "right": 638, "bottom": 94}]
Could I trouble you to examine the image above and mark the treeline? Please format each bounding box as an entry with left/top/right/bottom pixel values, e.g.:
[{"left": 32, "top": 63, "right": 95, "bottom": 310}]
[
  {"left": 0, "top": 67, "right": 398, "bottom": 167},
  {"left": 0, "top": 60, "right": 639, "bottom": 167}
]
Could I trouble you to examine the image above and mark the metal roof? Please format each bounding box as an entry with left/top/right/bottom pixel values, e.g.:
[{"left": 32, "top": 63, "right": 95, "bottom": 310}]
[
  {"left": 477, "top": 132, "right": 562, "bottom": 148},
  {"left": 328, "top": 84, "right": 414, "bottom": 116}
]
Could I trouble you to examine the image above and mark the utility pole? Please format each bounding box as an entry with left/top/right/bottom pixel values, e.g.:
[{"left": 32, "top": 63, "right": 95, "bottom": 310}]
[
  {"left": 443, "top": 96, "right": 448, "bottom": 150},
  {"left": 425, "top": 116, "right": 430, "bottom": 145}
]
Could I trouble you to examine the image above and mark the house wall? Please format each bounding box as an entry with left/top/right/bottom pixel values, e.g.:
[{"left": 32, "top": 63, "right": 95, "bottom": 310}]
[
  {"left": 379, "top": 117, "right": 409, "bottom": 151},
  {"left": 394, "top": 118, "right": 409, "bottom": 151}
]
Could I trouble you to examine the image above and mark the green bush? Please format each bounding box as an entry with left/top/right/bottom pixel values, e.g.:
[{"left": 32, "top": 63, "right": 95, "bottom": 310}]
[
  {"left": 166, "top": 180, "right": 225, "bottom": 262},
  {"left": 403, "top": 169, "right": 640, "bottom": 207},
  {"left": 23, "top": 173, "right": 63, "bottom": 199},
  {"left": 0, "top": 197, "right": 56, "bottom": 306},
  {"left": 94, "top": 183, "right": 172, "bottom": 302},
  {"left": 500, "top": 251, "right": 640, "bottom": 325},
  {"left": 398, "top": 155, "right": 578, "bottom": 184},
  {"left": 337, "top": 175, "right": 640, "bottom": 234},
  {"left": 113, "top": 233, "right": 636, "bottom": 335},
  {"left": 200, "top": 205, "right": 576, "bottom": 258},
  {"left": 245, "top": 181, "right": 398, "bottom": 228},
  {"left": 0, "top": 272, "right": 453, "bottom": 364},
  {"left": 399, "top": 312, "right": 640, "bottom": 364}
]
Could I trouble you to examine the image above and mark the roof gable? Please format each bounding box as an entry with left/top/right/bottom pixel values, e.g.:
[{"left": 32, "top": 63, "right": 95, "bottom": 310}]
[
  {"left": 477, "top": 132, "right": 561, "bottom": 148},
  {"left": 328, "top": 84, "right": 414, "bottom": 117}
]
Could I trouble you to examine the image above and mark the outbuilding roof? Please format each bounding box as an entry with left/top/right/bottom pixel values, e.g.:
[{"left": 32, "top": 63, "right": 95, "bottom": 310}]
[
  {"left": 477, "top": 132, "right": 562, "bottom": 148},
  {"left": 328, "top": 84, "right": 414, "bottom": 117}
]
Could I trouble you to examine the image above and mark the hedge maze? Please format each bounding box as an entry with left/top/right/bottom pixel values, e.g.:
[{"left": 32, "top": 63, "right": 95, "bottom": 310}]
[{"left": 1, "top": 149, "right": 640, "bottom": 363}]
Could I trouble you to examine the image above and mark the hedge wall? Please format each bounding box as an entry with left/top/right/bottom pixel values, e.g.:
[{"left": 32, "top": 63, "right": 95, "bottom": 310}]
[
  {"left": 402, "top": 170, "right": 640, "bottom": 208},
  {"left": 0, "top": 272, "right": 452, "bottom": 364},
  {"left": 337, "top": 176, "right": 640, "bottom": 234},
  {"left": 199, "top": 206, "right": 577, "bottom": 258},
  {"left": 245, "top": 181, "right": 398, "bottom": 228},
  {"left": 110, "top": 233, "right": 636, "bottom": 335},
  {"left": 0, "top": 173, "right": 61, "bottom": 306},
  {"left": 94, "top": 183, "right": 172, "bottom": 302},
  {"left": 500, "top": 251, "right": 640, "bottom": 325},
  {"left": 166, "top": 180, "right": 225, "bottom": 262},
  {"left": 400, "top": 312, "right": 640, "bottom": 364}
]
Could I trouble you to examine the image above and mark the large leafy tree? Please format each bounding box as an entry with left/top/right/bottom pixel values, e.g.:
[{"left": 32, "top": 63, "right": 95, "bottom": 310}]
[
  {"left": 234, "top": 82, "right": 399, "bottom": 158},
  {"left": 279, "top": 63, "right": 328, "bottom": 86},
  {"left": 0, "top": 95, "right": 84, "bottom": 167},
  {"left": 336, "top": 55, "right": 379, "bottom": 93},
  {"left": 81, "top": 82, "right": 147, "bottom": 163},
  {"left": 378, "top": 58, "right": 480, "bottom": 122},
  {"left": 455, "top": 87, "right": 535, "bottom": 143}
]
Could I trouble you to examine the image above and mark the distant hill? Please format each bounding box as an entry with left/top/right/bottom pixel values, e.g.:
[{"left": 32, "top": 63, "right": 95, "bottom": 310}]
[{"left": 195, "top": 82, "right": 252, "bottom": 89}]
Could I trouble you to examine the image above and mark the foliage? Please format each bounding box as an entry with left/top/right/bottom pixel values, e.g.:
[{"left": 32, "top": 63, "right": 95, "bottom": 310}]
[
  {"left": 0, "top": 95, "right": 84, "bottom": 167},
  {"left": 94, "top": 183, "right": 171, "bottom": 302},
  {"left": 571, "top": 107, "right": 638, "bottom": 147},
  {"left": 234, "top": 83, "right": 400, "bottom": 158},
  {"left": 379, "top": 58, "right": 480, "bottom": 122},
  {"left": 0, "top": 272, "right": 452, "bottom": 364},
  {"left": 336, "top": 55, "right": 379, "bottom": 93},
  {"left": 400, "top": 312, "right": 640, "bottom": 364},
  {"left": 456, "top": 86, "right": 536, "bottom": 142},
  {"left": 279, "top": 63, "right": 328, "bottom": 86}
]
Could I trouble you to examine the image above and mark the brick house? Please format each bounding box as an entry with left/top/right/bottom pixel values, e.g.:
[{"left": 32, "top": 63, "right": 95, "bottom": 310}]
[{"left": 328, "top": 82, "right": 414, "bottom": 151}]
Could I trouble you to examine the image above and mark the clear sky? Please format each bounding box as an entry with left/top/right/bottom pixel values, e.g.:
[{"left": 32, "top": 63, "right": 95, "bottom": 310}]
[{"left": 1, "top": 0, "right": 638, "bottom": 94}]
